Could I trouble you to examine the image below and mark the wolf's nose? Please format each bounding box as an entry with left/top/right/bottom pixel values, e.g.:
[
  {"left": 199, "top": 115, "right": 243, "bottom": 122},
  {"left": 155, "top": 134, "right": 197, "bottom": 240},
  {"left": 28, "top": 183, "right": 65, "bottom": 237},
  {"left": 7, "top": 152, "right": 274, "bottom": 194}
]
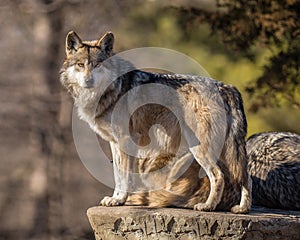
[{"left": 85, "top": 77, "right": 94, "bottom": 86}]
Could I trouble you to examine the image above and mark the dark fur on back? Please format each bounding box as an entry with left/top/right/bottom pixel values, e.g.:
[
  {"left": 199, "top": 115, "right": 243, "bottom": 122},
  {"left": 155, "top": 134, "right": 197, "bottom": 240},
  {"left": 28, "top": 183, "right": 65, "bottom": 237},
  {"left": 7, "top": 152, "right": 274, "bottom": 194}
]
[{"left": 247, "top": 132, "right": 300, "bottom": 210}]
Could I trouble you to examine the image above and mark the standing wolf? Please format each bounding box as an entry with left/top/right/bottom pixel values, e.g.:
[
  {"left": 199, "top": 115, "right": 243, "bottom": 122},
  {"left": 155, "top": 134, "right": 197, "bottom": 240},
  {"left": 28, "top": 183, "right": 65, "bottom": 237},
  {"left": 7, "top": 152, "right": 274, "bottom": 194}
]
[
  {"left": 60, "top": 31, "right": 252, "bottom": 213},
  {"left": 247, "top": 132, "right": 300, "bottom": 210}
]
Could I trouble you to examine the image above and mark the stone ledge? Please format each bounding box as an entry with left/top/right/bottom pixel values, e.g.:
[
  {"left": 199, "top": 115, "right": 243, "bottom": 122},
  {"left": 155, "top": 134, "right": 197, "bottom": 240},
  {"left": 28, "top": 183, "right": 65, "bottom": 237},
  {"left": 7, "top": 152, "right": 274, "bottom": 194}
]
[{"left": 87, "top": 206, "right": 300, "bottom": 240}]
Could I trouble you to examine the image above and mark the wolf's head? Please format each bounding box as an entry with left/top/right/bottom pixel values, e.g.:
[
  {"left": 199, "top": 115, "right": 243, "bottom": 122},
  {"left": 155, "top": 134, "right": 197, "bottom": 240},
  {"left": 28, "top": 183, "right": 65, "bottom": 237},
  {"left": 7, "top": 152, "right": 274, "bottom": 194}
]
[{"left": 60, "top": 31, "right": 115, "bottom": 97}]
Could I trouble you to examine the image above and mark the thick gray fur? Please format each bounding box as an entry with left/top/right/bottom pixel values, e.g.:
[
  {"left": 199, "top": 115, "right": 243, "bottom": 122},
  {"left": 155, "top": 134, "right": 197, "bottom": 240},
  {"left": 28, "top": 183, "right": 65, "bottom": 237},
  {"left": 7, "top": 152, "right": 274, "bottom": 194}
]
[{"left": 247, "top": 132, "right": 300, "bottom": 210}]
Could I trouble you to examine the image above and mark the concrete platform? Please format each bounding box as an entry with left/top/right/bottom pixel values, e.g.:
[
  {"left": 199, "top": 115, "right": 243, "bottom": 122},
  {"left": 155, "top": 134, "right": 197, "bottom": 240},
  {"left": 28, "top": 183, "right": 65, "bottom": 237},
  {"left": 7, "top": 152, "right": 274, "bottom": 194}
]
[{"left": 87, "top": 206, "right": 300, "bottom": 240}]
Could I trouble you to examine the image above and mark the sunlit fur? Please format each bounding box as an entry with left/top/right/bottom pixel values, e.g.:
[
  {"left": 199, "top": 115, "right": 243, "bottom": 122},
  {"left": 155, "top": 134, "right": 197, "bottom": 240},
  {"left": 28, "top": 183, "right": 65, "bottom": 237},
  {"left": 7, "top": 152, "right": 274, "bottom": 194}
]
[{"left": 60, "top": 31, "right": 252, "bottom": 213}]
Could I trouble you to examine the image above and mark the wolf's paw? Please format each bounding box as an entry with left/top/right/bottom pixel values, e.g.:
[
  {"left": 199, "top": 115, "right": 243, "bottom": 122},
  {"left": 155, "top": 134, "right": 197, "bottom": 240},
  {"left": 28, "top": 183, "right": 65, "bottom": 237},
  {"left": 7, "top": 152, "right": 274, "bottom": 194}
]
[
  {"left": 193, "top": 203, "right": 215, "bottom": 212},
  {"left": 230, "top": 204, "right": 250, "bottom": 214},
  {"left": 99, "top": 196, "right": 125, "bottom": 207}
]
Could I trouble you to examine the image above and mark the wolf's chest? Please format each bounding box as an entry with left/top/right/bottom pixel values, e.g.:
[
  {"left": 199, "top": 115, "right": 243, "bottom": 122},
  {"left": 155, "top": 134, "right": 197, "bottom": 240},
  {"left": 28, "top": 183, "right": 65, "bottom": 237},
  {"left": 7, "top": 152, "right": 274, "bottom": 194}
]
[{"left": 77, "top": 107, "right": 115, "bottom": 142}]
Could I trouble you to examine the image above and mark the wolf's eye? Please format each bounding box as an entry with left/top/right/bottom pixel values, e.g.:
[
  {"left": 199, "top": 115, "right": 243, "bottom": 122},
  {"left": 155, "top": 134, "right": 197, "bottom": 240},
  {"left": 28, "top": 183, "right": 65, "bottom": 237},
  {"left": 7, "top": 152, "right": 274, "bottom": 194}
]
[{"left": 77, "top": 63, "right": 84, "bottom": 68}]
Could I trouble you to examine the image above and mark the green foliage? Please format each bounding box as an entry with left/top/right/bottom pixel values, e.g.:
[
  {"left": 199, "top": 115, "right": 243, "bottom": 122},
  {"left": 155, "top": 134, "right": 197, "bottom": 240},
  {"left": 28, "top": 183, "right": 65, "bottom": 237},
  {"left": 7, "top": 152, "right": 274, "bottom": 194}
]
[
  {"left": 247, "top": 39, "right": 300, "bottom": 111},
  {"left": 174, "top": 0, "right": 300, "bottom": 111},
  {"left": 212, "top": 0, "right": 299, "bottom": 50}
]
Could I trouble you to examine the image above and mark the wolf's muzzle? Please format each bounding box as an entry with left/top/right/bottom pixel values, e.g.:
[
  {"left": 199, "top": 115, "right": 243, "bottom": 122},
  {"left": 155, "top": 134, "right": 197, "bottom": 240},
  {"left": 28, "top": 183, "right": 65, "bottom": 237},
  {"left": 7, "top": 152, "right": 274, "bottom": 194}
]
[{"left": 85, "top": 77, "right": 94, "bottom": 88}]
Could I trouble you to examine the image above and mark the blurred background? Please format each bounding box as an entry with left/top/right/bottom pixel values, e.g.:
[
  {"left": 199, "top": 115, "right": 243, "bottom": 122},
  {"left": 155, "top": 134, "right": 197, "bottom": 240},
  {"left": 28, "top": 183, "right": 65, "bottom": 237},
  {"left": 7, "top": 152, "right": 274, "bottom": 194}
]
[{"left": 0, "top": 0, "right": 299, "bottom": 239}]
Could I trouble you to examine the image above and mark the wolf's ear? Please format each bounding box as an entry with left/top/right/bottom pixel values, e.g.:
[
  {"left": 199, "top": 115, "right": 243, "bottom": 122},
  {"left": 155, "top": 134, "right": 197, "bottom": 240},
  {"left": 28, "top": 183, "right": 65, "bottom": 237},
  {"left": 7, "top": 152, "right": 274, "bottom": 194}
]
[
  {"left": 97, "top": 32, "right": 114, "bottom": 54},
  {"left": 66, "top": 31, "right": 82, "bottom": 55}
]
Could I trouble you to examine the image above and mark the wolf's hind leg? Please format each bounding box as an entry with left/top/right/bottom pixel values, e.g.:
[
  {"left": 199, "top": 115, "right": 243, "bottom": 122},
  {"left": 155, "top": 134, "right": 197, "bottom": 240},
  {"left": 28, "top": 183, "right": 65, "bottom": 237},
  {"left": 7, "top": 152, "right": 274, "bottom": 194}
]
[
  {"left": 190, "top": 147, "right": 224, "bottom": 211},
  {"left": 231, "top": 174, "right": 252, "bottom": 213},
  {"left": 229, "top": 141, "right": 252, "bottom": 214},
  {"left": 100, "top": 142, "right": 129, "bottom": 206}
]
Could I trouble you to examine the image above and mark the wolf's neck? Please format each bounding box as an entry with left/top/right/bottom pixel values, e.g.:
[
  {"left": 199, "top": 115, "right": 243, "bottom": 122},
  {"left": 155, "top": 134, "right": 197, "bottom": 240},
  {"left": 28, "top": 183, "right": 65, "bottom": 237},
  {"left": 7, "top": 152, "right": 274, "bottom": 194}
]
[
  {"left": 94, "top": 76, "right": 127, "bottom": 118},
  {"left": 92, "top": 69, "right": 169, "bottom": 118}
]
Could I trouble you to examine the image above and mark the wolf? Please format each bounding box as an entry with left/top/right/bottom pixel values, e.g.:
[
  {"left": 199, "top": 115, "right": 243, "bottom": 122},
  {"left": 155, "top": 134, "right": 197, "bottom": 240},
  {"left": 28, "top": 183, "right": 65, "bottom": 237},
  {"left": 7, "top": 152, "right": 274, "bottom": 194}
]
[
  {"left": 60, "top": 31, "right": 252, "bottom": 213},
  {"left": 247, "top": 132, "right": 300, "bottom": 210}
]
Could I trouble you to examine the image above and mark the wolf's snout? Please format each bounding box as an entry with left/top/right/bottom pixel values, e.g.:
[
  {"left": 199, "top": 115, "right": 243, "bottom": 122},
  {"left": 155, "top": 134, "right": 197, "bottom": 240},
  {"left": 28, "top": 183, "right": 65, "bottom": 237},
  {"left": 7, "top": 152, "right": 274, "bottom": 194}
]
[{"left": 85, "top": 77, "right": 94, "bottom": 88}]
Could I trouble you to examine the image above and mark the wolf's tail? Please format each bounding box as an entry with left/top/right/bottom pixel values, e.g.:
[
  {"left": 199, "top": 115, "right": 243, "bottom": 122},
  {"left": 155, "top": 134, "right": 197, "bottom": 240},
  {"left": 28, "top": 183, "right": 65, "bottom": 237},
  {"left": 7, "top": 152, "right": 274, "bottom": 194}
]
[{"left": 218, "top": 83, "right": 248, "bottom": 184}]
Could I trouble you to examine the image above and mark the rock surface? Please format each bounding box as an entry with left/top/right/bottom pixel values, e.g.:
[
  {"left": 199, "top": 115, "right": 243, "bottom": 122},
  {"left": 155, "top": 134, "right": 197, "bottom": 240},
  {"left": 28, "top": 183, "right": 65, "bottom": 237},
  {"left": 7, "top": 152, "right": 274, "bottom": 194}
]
[{"left": 87, "top": 206, "right": 300, "bottom": 240}]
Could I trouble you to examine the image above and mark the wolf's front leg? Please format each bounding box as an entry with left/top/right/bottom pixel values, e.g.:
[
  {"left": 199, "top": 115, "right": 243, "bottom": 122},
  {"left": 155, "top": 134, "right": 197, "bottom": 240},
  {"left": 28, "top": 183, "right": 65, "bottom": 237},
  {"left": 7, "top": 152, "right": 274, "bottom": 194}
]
[{"left": 100, "top": 142, "right": 129, "bottom": 206}]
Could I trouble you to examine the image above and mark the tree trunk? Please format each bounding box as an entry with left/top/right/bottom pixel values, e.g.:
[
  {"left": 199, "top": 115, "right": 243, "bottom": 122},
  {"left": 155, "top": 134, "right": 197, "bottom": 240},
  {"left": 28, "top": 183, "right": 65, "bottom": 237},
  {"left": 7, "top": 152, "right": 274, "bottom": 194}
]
[{"left": 30, "top": 2, "right": 71, "bottom": 239}]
